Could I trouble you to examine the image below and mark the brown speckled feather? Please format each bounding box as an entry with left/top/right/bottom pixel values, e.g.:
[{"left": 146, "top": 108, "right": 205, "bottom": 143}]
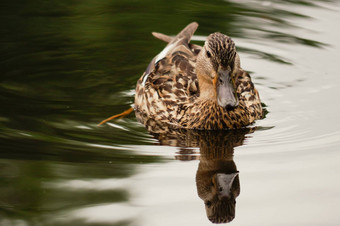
[{"left": 134, "top": 22, "right": 263, "bottom": 130}]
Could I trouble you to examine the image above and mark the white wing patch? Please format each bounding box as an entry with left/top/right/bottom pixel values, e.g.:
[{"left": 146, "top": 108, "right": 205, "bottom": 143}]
[
  {"left": 141, "top": 72, "right": 149, "bottom": 86},
  {"left": 155, "top": 43, "right": 175, "bottom": 64},
  {"left": 141, "top": 42, "right": 176, "bottom": 87}
]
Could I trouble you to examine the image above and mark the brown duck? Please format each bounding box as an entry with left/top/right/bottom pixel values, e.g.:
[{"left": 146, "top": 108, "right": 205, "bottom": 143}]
[
  {"left": 134, "top": 22, "right": 262, "bottom": 130},
  {"left": 99, "top": 22, "right": 263, "bottom": 129}
]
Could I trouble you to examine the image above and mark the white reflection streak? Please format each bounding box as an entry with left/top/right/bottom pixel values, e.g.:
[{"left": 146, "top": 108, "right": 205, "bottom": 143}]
[
  {"left": 59, "top": 203, "right": 140, "bottom": 224},
  {"left": 107, "top": 122, "right": 129, "bottom": 131},
  {"left": 74, "top": 125, "right": 92, "bottom": 130},
  {"left": 87, "top": 143, "right": 130, "bottom": 150},
  {"left": 191, "top": 35, "right": 206, "bottom": 41},
  {"left": 120, "top": 88, "right": 135, "bottom": 97},
  {"left": 45, "top": 178, "right": 130, "bottom": 191}
]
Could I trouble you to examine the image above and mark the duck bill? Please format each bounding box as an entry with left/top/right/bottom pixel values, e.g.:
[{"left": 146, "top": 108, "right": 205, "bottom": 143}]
[
  {"left": 216, "top": 172, "right": 239, "bottom": 199},
  {"left": 216, "top": 69, "right": 239, "bottom": 109}
]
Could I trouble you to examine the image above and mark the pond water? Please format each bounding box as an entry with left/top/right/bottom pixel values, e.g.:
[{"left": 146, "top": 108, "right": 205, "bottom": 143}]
[{"left": 1, "top": 0, "right": 340, "bottom": 225}]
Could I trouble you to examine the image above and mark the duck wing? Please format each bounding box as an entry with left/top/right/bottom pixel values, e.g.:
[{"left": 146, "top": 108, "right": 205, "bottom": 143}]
[
  {"left": 144, "top": 22, "right": 200, "bottom": 104},
  {"left": 144, "top": 22, "right": 199, "bottom": 76},
  {"left": 135, "top": 22, "right": 202, "bottom": 126}
]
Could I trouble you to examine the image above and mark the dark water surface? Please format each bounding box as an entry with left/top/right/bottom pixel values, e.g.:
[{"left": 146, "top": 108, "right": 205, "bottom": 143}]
[{"left": 1, "top": 0, "right": 340, "bottom": 225}]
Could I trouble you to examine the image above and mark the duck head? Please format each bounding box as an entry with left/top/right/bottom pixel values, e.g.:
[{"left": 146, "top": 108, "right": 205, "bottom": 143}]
[{"left": 196, "top": 32, "right": 240, "bottom": 109}]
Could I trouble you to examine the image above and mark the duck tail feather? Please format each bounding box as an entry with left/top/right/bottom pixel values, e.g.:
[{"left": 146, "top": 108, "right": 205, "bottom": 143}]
[
  {"left": 152, "top": 22, "right": 199, "bottom": 45},
  {"left": 173, "top": 22, "right": 199, "bottom": 44},
  {"left": 152, "top": 32, "right": 173, "bottom": 43}
]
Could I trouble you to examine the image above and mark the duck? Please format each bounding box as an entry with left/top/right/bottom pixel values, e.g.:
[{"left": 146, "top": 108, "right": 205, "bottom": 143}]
[{"left": 132, "top": 22, "right": 262, "bottom": 130}]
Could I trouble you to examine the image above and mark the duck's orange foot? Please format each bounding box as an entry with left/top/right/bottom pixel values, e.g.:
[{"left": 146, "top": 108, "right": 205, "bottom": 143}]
[{"left": 97, "top": 107, "right": 133, "bottom": 126}]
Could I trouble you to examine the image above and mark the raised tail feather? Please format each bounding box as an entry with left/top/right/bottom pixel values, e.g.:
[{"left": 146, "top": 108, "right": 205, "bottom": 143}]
[
  {"left": 152, "top": 22, "right": 199, "bottom": 45},
  {"left": 152, "top": 32, "right": 172, "bottom": 43}
]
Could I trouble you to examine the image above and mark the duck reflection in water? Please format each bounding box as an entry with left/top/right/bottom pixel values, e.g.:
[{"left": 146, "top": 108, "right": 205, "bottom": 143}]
[
  {"left": 143, "top": 120, "right": 253, "bottom": 224},
  {"left": 195, "top": 130, "right": 244, "bottom": 224}
]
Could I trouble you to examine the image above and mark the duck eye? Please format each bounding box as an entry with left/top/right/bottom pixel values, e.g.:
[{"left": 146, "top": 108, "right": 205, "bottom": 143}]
[{"left": 206, "top": 50, "right": 211, "bottom": 58}]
